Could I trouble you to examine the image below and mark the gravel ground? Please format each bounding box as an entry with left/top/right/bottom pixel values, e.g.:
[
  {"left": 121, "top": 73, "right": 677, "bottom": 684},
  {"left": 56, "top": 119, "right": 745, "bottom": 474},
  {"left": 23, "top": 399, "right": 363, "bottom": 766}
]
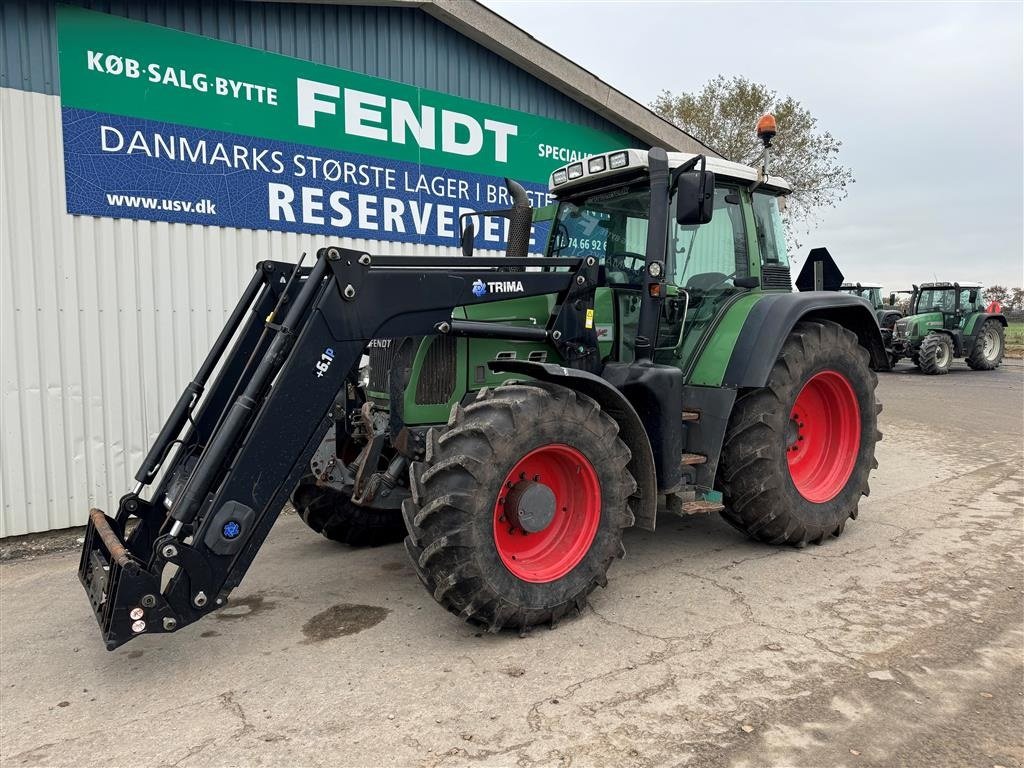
[{"left": 1, "top": 361, "right": 1021, "bottom": 768}]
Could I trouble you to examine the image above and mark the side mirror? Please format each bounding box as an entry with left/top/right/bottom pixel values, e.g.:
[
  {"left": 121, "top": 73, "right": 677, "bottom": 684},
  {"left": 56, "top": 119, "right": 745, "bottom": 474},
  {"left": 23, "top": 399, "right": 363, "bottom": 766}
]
[
  {"left": 889, "top": 292, "right": 896, "bottom": 306},
  {"left": 460, "top": 219, "right": 475, "bottom": 258},
  {"left": 675, "top": 170, "right": 715, "bottom": 226}
]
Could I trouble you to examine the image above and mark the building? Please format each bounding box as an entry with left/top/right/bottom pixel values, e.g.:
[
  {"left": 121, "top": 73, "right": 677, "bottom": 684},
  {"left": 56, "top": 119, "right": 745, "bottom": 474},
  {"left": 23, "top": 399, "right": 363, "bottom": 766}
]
[{"left": 0, "top": 0, "right": 708, "bottom": 536}]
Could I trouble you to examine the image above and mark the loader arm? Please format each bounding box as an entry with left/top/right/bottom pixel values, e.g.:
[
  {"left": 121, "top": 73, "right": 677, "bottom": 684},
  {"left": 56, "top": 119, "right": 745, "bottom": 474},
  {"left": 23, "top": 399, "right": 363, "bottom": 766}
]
[{"left": 80, "top": 247, "right": 598, "bottom": 650}]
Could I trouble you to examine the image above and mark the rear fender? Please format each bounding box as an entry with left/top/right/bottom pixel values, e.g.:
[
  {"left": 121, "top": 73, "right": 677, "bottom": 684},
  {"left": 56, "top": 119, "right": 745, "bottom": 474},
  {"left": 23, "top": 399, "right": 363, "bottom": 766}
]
[
  {"left": 723, "top": 293, "right": 887, "bottom": 388},
  {"left": 489, "top": 360, "right": 658, "bottom": 531},
  {"left": 966, "top": 312, "right": 1008, "bottom": 336}
]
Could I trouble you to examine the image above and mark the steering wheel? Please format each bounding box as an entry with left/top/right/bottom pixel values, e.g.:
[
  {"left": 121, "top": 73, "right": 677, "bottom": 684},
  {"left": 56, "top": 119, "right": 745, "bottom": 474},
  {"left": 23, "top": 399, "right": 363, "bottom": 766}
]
[
  {"left": 605, "top": 251, "right": 647, "bottom": 283},
  {"left": 687, "top": 271, "right": 737, "bottom": 292}
]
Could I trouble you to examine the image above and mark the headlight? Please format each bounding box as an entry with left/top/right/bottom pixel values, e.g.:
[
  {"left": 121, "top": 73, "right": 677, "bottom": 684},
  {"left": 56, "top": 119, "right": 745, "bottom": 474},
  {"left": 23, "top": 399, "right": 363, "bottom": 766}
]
[
  {"left": 552, "top": 169, "right": 567, "bottom": 185},
  {"left": 567, "top": 163, "right": 584, "bottom": 180},
  {"left": 608, "top": 151, "right": 629, "bottom": 169},
  {"left": 588, "top": 156, "right": 606, "bottom": 173}
]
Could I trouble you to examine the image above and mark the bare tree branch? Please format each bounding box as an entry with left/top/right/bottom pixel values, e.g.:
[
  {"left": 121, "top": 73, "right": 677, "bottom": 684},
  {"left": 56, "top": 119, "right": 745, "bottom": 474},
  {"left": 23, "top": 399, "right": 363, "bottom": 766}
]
[{"left": 651, "top": 76, "right": 855, "bottom": 250}]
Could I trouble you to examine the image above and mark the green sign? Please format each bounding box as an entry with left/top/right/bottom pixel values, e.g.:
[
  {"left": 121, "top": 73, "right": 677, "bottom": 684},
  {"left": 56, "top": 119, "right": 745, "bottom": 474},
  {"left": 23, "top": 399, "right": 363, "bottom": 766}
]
[{"left": 56, "top": 5, "right": 631, "bottom": 183}]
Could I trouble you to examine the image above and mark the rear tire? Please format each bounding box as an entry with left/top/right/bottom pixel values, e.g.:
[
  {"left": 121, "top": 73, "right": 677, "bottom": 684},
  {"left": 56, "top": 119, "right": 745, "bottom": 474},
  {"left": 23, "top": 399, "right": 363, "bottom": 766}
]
[
  {"left": 403, "top": 383, "right": 635, "bottom": 632},
  {"left": 918, "top": 332, "right": 952, "bottom": 375},
  {"left": 291, "top": 475, "right": 407, "bottom": 547},
  {"left": 966, "top": 319, "right": 1004, "bottom": 370},
  {"left": 718, "top": 320, "right": 881, "bottom": 546}
]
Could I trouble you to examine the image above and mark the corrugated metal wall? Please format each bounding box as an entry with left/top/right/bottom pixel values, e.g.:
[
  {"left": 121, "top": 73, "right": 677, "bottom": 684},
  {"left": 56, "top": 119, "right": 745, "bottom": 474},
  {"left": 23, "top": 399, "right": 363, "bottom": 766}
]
[
  {"left": 1, "top": 86, "right": 477, "bottom": 537},
  {"left": 0, "top": 1, "right": 644, "bottom": 536}
]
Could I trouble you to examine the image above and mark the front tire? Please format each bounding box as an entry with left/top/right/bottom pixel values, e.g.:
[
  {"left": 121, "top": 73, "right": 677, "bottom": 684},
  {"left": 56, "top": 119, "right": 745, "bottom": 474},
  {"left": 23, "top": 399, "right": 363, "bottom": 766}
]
[
  {"left": 718, "top": 320, "right": 881, "bottom": 546},
  {"left": 918, "top": 332, "right": 953, "bottom": 375},
  {"left": 966, "top": 319, "right": 1004, "bottom": 370},
  {"left": 291, "top": 475, "right": 407, "bottom": 547},
  {"left": 403, "top": 384, "right": 635, "bottom": 632}
]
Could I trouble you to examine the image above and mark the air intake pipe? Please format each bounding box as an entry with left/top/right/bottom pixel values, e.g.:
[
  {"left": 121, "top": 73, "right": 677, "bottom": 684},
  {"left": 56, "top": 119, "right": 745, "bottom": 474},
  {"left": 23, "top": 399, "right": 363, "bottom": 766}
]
[{"left": 503, "top": 177, "right": 533, "bottom": 270}]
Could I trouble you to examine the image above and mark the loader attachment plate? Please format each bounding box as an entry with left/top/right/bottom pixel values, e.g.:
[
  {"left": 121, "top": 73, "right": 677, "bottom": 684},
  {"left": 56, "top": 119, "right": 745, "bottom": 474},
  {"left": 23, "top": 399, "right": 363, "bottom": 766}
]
[{"left": 79, "top": 509, "right": 178, "bottom": 650}]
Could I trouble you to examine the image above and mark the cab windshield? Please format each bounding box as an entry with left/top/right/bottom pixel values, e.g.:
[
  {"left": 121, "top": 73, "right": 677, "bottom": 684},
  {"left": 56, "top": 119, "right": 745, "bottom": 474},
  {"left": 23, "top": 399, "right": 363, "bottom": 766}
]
[
  {"left": 841, "top": 287, "right": 882, "bottom": 309},
  {"left": 548, "top": 182, "right": 651, "bottom": 286},
  {"left": 915, "top": 287, "right": 972, "bottom": 313},
  {"left": 548, "top": 180, "right": 751, "bottom": 293}
]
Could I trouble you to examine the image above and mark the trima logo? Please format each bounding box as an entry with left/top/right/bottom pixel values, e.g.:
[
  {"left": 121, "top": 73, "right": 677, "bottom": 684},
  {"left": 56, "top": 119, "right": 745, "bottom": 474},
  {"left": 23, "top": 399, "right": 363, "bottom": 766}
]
[{"left": 471, "top": 279, "right": 525, "bottom": 298}]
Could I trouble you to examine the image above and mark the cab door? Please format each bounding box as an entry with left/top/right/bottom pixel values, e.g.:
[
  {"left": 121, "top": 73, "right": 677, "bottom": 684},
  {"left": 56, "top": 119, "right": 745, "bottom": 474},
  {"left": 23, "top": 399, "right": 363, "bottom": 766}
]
[{"left": 655, "top": 184, "right": 751, "bottom": 372}]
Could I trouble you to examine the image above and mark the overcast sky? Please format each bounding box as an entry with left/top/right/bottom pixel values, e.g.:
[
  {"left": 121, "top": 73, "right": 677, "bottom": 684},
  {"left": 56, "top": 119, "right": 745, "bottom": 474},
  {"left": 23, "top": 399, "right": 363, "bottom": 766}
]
[{"left": 486, "top": 1, "right": 1024, "bottom": 292}]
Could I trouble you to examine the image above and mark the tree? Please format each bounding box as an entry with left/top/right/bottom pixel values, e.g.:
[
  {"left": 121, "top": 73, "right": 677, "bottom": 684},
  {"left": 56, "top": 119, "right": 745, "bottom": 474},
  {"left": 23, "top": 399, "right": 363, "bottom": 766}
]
[
  {"left": 1009, "top": 287, "right": 1024, "bottom": 311},
  {"left": 983, "top": 285, "right": 1010, "bottom": 306},
  {"left": 651, "top": 76, "right": 854, "bottom": 246}
]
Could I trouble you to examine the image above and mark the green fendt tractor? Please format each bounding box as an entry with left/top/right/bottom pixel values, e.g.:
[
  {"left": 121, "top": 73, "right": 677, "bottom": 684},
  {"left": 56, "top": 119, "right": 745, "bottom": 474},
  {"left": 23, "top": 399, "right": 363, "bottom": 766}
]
[
  {"left": 287, "top": 129, "right": 886, "bottom": 630},
  {"left": 890, "top": 282, "right": 1006, "bottom": 374},
  {"left": 78, "top": 119, "right": 888, "bottom": 649},
  {"left": 840, "top": 283, "right": 903, "bottom": 368}
]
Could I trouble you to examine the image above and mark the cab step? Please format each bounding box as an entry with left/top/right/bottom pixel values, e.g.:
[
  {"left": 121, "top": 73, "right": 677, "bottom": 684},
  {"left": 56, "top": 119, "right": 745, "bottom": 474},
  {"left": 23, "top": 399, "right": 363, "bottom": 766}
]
[
  {"left": 681, "top": 453, "right": 707, "bottom": 465},
  {"left": 677, "top": 500, "right": 725, "bottom": 516},
  {"left": 681, "top": 410, "right": 700, "bottom": 422},
  {"left": 665, "top": 492, "right": 725, "bottom": 517}
]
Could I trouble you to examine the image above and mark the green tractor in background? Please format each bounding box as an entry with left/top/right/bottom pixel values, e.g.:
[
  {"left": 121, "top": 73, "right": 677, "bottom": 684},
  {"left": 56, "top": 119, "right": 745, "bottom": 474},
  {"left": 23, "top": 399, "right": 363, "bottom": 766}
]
[
  {"left": 840, "top": 282, "right": 903, "bottom": 367},
  {"left": 890, "top": 282, "right": 1006, "bottom": 374}
]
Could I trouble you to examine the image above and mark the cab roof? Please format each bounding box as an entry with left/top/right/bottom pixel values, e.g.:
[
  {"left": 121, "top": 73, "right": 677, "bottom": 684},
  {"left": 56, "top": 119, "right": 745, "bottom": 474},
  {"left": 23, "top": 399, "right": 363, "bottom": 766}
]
[
  {"left": 842, "top": 282, "right": 883, "bottom": 289},
  {"left": 548, "top": 148, "right": 792, "bottom": 196},
  {"left": 919, "top": 281, "right": 984, "bottom": 289}
]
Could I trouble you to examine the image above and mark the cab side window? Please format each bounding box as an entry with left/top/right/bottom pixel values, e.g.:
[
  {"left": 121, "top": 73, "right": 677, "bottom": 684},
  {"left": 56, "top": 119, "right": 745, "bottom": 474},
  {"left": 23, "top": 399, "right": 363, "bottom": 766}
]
[
  {"left": 752, "top": 192, "right": 790, "bottom": 266},
  {"left": 669, "top": 186, "right": 748, "bottom": 290}
]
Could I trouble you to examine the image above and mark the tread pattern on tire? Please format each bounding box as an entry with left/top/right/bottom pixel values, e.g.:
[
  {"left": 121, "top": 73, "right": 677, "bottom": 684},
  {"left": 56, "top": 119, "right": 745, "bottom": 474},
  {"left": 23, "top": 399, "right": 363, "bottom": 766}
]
[
  {"left": 718, "top": 320, "right": 882, "bottom": 547},
  {"left": 965, "top": 319, "right": 1004, "bottom": 370},
  {"left": 403, "top": 383, "right": 635, "bottom": 632},
  {"left": 918, "top": 332, "right": 951, "bottom": 375},
  {"left": 291, "top": 476, "right": 407, "bottom": 547}
]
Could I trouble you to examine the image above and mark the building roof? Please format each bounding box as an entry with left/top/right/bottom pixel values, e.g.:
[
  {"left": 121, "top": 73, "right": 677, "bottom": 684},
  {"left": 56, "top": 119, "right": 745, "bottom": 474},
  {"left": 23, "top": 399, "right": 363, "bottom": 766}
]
[{"left": 272, "top": 0, "right": 715, "bottom": 156}]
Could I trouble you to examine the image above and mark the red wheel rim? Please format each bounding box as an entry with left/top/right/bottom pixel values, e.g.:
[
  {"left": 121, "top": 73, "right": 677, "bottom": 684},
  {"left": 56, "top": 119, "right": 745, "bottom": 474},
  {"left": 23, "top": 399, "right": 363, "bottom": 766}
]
[
  {"left": 493, "top": 444, "right": 601, "bottom": 583},
  {"left": 787, "top": 370, "right": 861, "bottom": 503}
]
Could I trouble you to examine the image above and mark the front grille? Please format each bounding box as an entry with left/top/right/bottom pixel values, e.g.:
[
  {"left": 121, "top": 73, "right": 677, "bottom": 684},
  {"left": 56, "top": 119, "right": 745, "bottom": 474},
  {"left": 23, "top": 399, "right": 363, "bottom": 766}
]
[
  {"left": 366, "top": 337, "right": 417, "bottom": 394},
  {"left": 761, "top": 263, "right": 792, "bottom": 290},
  {"left": 415, "top": 335, "right": 458, "bottom": 405}
]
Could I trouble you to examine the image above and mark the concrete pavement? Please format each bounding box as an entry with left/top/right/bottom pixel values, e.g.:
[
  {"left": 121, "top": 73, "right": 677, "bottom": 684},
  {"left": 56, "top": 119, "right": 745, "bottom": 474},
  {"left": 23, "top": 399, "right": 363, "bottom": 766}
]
[{"left": 1, "top": 362, "right": 1021, "bottom": 767}]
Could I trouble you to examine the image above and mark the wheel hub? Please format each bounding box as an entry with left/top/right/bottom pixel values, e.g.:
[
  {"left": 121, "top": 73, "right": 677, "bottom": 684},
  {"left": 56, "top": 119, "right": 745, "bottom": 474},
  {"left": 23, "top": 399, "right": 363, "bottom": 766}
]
[
  {"left": 503, "top": 479, "right": 557, "bottom": 533},
  {"left": 786, "top": 370, "right": 861, "bottom": 503},
  {"left": 785, "top": 417, "right": 803, "bottom": 452},
  {"left": 492, "top": 444, "right": 601, "bottom": 583}
]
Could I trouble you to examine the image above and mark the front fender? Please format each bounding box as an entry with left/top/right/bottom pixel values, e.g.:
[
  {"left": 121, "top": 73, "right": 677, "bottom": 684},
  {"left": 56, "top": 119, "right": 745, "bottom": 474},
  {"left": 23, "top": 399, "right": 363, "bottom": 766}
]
[
  {"left": 488, "top": 360, "right": 658, "bottom": 531},
  {"left": 723, "top": 293, "right": 887, "bottom": 388}
]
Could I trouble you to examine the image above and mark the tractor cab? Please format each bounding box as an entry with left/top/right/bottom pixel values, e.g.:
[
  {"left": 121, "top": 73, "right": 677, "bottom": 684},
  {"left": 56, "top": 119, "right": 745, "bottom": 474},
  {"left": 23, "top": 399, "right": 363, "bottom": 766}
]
[
  {"left": 910, "top": 282, "right": 983, "bottom": 328},
  {"left": 545, "top": 148, "right": 793, "bottom": 371},
  {"left": 840, "top": 283, "right": 884, "bottom": 311}
]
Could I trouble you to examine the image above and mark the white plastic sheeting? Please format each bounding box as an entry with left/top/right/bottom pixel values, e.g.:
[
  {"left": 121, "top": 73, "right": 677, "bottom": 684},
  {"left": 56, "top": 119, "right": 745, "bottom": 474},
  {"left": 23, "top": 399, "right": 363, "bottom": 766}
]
[{"left": 0, "top": 87, "right": 498, "bottom": 536}]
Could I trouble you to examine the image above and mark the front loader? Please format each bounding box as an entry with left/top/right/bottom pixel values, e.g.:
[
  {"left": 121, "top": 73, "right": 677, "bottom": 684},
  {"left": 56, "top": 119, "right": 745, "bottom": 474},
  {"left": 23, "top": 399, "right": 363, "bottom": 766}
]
[{"left": 79, "top": 118, "right": 887, "bottom": 650}]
